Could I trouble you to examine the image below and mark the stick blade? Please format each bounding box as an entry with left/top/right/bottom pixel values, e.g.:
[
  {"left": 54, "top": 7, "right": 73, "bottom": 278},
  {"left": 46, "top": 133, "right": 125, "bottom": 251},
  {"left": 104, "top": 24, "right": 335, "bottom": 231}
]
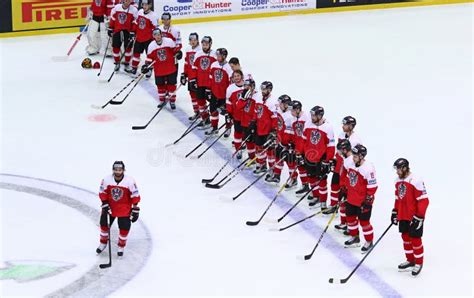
[
  {"left": 328, "top": 278, "right": 344, "bottom": 284},
  {"left": 109, "top": 101, "right": 123, "bottom": 105},
  {"left": 99, "top": 263, "right": 111, "bottom": 269},
  {"left": 245, "top": 220, "right": 259, "bottom": 226},
  {"left": 132, "top": 126, "right": 146, "bottom": 130},
  {"left": 205, "top": 183, "right": 221, "bottom": 189},
  {"left": 296, "top": 255, "right": 306, "bottom": 261},
  {"left": 268, "top": 227, "right": 280, "bottom": 232},
  {"left": 91, "top": 104, "right": 104, "bottom": 109},
  {"left": 201, "top": 178, "right": 213, "bottom": 184}
]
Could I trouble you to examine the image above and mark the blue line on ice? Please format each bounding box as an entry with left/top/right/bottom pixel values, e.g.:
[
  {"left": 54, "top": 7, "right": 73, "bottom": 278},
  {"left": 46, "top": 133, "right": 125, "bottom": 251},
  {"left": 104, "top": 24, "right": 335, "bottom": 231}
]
[{"left": 141, "top": 82, "right": 401, "bottom": 297}]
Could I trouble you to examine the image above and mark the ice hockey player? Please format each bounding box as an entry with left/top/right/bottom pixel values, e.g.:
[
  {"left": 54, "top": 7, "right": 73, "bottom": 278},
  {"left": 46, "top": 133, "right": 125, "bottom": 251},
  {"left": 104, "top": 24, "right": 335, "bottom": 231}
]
[
  {"left": 96, "top": 161, "right": 141, "bottom": 257},
  {"left": 252, "top": 81, "right": 278, "bottom": 175},
  {"left": 158, "top": 12, "right": 182, "bottom": 83},
  {"left": 343, "top": 144, "right": 377, "bottom": 253},
  {"left": 141, "top": 28, "right": 177, "bottom": 109},
  {"left": 326, "top": 116, "right": 362, "bottom": 215},
  {"left": 333, "top": 138, "right": 352, "bottom": 234},
  {"left": 86, "top": 0, "right": 109, "bottom": 56},
  {"left": 236, "top": 78, "right": 258, "bottom": 162},
  {"left": 206, "top": 48, "right": 233, "bottom": 136},
  {"left": 297, "top": 105, "right": 335, "bottom": 209},
  {"left": 225, "top": 70, "right": 245, "bottom": 158},
  {"left": 392, "top": 158, "right": 429, "bottom": 276},
  {"left": 108, "top": 0, "right": 138, "bottom": 72},
  {"left": 192, "top": 36, "right": 217, "bottom": 130},
  {"left": 124, "top": 0, "right": 157, "bottom": 77},
  {"left": 228, "top": 57, "right": 252, "bottom": 81},
  {"left": 265, "top": 95, "right": 298, "bottom": 187},
  {"left": 289, "top": 101, "right": 312, "bottom": 197},
  {"left": 181, "top": 33, "right": 201, "bottom": 121}
]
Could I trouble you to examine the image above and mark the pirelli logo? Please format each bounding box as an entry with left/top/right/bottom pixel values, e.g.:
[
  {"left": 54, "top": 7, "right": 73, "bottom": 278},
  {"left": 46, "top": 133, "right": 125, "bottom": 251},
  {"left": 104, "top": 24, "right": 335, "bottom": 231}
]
[{"left": 12, "top": 0, "right": 89, "bottom": 31}]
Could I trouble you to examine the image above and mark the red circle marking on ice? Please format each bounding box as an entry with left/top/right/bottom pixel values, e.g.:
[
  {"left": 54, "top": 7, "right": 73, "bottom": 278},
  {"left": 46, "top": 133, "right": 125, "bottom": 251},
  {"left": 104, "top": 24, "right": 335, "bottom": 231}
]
[{"left": 88, "top": 114, "right": 117, "bottom": 122}]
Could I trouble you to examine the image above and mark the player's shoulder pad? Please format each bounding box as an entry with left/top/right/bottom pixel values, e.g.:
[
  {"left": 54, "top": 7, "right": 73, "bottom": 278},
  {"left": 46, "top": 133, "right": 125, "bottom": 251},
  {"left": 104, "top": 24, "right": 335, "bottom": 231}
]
[{"left": 408, "top": 174, "right": 426, "bottom": 192}]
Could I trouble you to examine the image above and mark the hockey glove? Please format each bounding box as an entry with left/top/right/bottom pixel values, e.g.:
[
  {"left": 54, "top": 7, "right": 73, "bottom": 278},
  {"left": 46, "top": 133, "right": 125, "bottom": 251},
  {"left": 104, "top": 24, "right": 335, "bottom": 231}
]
[
  {"left": 175, "top": 50, "right": 183, "bottom": 60},
  {"left": 101, "top": 201, "right": 111, "bottom": 215},
  {"left": 410, "top": 215, "right": 423, "bottom": 231},
  {"left": 320, "top": 160, "right": 331, "bottom": 175},
  {"left": 129, "top": 31, "right": 136, "bottom": 41},
  {"left": 189, "top": 79, "right": 198, "bottom": 92},
  {"left": 141, "top": 64, "right": 151, "bottom": 74},
  {"left": 107, "top": 27, "right": 113, "bottom": 37},
  {"left": 338, "top": 188, "right": 347, "bottom": 201},
  {"left": 391, "top": 209, "right": 398, "bottom": 225},
  {"left": 225, "top": 114, "right": 233, "bottom": 125},
  {"left": 329, "top": 159, "right": 337, "bottom": 172},
  {"left": 180, "top": 73, "right": 187, "bottom": 85},
  {"left": 361, "top": 195, "right": 374, "bottom": 213},
  {"left": 130, "top": 205, "right": 140, "bottom": 223}
]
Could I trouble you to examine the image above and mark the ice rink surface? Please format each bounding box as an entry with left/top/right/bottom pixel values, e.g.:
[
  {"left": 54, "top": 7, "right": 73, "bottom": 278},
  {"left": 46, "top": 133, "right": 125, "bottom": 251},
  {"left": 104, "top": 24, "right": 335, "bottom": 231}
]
[{"left": 1, "top": 3, "right": 472, "bottom": 297}]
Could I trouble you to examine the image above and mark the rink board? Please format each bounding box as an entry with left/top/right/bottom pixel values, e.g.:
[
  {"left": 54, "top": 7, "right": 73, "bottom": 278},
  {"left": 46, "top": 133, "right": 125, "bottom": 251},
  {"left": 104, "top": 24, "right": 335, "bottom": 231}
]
[{"left": 0, "top": 0, "right": 472, "bottom": 38}]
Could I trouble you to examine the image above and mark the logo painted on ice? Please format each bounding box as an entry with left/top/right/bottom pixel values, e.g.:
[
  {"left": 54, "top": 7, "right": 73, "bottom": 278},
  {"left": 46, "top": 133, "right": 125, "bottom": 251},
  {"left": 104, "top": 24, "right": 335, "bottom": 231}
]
[
  {"left": 111, "top": 187, "right": 123, "bottom": 201},
  {"left": 310, "top": 130, "right": 321, "bottom": 144},
  {"left": 0, "top": 260, "right": 75, "bottom": 283},
  {"left": 117, "top": 12, "right": 127, "bottom": 25},
  {"left": 398, "top": 183, "right": 407, "bottom": 198},
  {"left": 349, "top": 171, "right": 358, "bottom": 187},
  {"left": 200, "top": 57, "right": 211, "bottom": 70}
]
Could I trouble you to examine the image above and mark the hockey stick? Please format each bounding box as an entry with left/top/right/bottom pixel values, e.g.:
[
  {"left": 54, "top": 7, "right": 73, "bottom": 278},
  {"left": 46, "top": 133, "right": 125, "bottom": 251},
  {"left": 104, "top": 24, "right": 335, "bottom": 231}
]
[
  {"left": 52, "top": 23, "right": 90, "bottom": 61},
  {"left": 165, "top": 117, "right": 202, "bottom": 148},
  {"left": 201, "top": 135, "right": 251, "bottom": 184},
  {"left": 298, "top": 205, "right": 339, "bottom": 261},
  {"left": 91, "top": 75, "right": 140, "bottom": 109},
  {"left": 205, "top": 140, "right": 274, "bottom": 189},
  {"left": 232, "top": 155, "right": 285, "bottom": 202},
  {"left": 267, "top": 183, "right": 318, "bottom": 223},
  {"left": 132, "top": 100, "right": 167, "bottom": 130},
  {"left": 329, "top": 223, "right": 394, "bottom": 284},
  {"left": 184, "top": 123, "right": 226, "bottom": 158},
  {"left": 205, "top": 156, "right": 253, "bottom": 189},
  {"left": 99, "top": 215, "right": 112, "bottom": 269},
  {"left": 103, "top": 37, "right": 136, "bottom": 83},
  {"left": 269, "top": 209, "right": 324, "bottom": 232},
  {"left": 196, "top": 127, "right": 229, "bottom": 159},
  {"left": 245, "top": 176, "right": 291, "bottom": 226},
  {"left": 97, "top": 33, "right": 112, "bottom": 77}
]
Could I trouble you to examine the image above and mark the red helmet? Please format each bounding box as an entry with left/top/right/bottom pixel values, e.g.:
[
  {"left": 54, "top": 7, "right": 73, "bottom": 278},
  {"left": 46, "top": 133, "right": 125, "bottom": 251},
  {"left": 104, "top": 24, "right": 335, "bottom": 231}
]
[{"left": 93, "top": 61, "right": 101, "bottom": 69}]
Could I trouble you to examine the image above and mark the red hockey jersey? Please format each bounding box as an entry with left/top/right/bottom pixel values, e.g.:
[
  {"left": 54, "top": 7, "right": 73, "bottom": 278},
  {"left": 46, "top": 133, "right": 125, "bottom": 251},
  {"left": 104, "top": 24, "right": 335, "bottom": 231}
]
[
  {"left": 344, "top": 159, "right": 378, "bottom": 207},
  {"left": 158, "top": 25, "right": 182, "bottom": 52},
  {"left": 146, "top": 37, "right": 176, "bottom": 76},
  {"left": 91, "top": 0, "right": 107, "bottom": 17},
  {"left": 236, "top": 91, "right": 257, "bottom": 127},
  {"left": 254, "top": 93, "right": 278, "bottom": 136},
  {"left": 192, "top": 50, "right": 217, "bottom": 88},
  {"left": 209, "top": 61, "right": 233, "bottom": 99},
  {"left": 276, "top": 109, "right": 294, "bottom": 146},
  {"left": 133, "top": 9, "right": 158, "bottom": 42},
  {"left": 184, "top": 45, "right": 201, "bottom": 79},
  {"left": 99, "top": 175, "right": 141, "bottom": 217},
  {"left": 298, "top": 120, "right": 335, "bottom": 163},
  {"left": 335, "top": 131, "right": 363, "bottom": 175},
  {"left": 109, "top": 4, "right": 138, "bottom": 32},
  {"left": 394, "top": 174, "right": 429, "bottom": 221},
  {"left": 226, "top": 83, "right": 244, "bottom": 120},
  {"left": 290, "top": 111, "right": 310, "bottom": 155}
]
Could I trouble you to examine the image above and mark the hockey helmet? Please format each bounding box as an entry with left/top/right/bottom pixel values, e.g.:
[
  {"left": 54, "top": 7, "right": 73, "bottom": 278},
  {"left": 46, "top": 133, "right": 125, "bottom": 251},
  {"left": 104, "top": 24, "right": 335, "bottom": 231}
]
[
  {"left": 92, "top": 61, "right": 101, "bottom": 69},
  {"left": 81, "top": 58, "right": 92, "bottom": 69}
]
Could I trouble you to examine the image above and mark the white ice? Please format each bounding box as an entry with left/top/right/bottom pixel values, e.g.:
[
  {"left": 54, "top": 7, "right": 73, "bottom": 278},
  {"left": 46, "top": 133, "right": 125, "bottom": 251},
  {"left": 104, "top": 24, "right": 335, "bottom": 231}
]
[{"left": 0, "top": 3, "right": 472, "bottom": 296}]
